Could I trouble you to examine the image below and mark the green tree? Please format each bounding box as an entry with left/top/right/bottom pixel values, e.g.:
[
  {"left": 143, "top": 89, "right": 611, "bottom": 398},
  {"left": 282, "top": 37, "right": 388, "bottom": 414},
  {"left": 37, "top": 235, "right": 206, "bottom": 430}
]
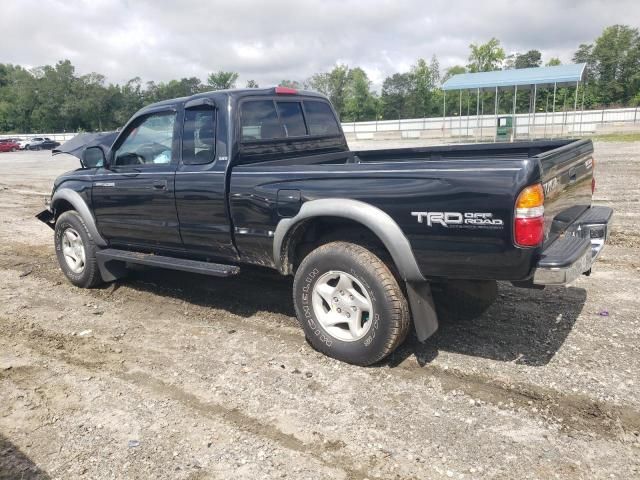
[
  {"left": 245, "top": 79, "right": 259, "bottom": 88},
  {"left": 515, "top": 50, "right": 542, "bottom": 69},
  {"left": 381, "top": 72, "right": 414, "bottom": 119},
  {"left": 343, "top": 67, "right": 378, "bottom": 121},
  {"left": 306, "top": 65, "right": 350, "bottom": 118},
  {"left": 589, "top": 25, "right": 640, "bottom": 105},
  {"left": 443, "top": 65, "right": 466, "bottom": 82},
  {"left": 279, "top": 79, "right": 302, "bottom": 89},
  {"left": 467, "top": 38, "right": 505, "bottom": 72},
  {"left": 546, "top": 57, "right": 562, "bottom": 66},
  {"left": 206, "top": 71, "right": 238, "bottom": 90},
  {"left": 410, "top": 58, "right": 434, "bottom": 117}
]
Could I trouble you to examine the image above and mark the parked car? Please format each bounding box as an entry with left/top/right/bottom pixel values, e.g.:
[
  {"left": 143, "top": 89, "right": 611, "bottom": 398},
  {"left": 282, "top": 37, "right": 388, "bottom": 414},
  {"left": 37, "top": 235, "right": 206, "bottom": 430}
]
[
  {"left": 25, "top": 137, "right": 60, "bottom": 150},
  {"left": 14, "top": 138, "right": 30, "bottom": 150},
  {"left": 38, "top": 87, "right": 612, "bottom": 366},
  {"left": 0, "top": 139, "right": 20, "bottom": 152}
]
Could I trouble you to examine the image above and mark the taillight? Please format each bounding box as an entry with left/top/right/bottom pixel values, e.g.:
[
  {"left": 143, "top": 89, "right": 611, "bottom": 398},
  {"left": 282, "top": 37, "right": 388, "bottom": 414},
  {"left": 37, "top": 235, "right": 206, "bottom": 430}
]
[
  {"left": 514, "top": 183, "right": 544, "bottom": 247},
  {"left": 591, "top": 158, "right": 596, "bottom": 194}
]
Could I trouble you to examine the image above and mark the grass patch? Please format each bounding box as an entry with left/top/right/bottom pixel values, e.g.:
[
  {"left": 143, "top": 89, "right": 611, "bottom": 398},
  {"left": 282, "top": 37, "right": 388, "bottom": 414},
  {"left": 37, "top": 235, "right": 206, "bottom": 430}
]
[{"left": 590, "top": 132, "right": 640, "bottom": 142}]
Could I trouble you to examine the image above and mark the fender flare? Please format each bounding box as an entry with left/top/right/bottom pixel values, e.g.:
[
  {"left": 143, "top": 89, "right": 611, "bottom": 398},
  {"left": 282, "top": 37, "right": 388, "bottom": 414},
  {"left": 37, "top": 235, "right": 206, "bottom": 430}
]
[
  {"left": 273, "top": 198, "right": 425, "bottom": 282},
  {"left": 51, "top": 189, "right": 108, "bottom": 247}
]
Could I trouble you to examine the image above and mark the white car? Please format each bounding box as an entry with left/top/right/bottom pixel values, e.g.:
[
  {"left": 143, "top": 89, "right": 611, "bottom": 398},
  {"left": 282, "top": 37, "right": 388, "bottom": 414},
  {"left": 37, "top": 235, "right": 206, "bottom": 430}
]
[{"left": 15, "top": 138, "right": 30, "bottom": 150}]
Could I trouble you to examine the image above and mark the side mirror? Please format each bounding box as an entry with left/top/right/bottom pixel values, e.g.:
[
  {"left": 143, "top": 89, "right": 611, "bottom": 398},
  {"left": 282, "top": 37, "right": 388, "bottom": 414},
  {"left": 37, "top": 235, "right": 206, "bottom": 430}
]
[{"left": 83, "top": 146, "right": 107, "bottom": 169}]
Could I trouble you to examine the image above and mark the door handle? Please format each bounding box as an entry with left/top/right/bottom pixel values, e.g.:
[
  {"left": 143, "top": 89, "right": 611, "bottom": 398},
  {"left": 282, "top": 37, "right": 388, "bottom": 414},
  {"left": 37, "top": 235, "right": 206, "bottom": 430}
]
[{"left": 152, "top": 180, "right": 168, "bottom": 190}]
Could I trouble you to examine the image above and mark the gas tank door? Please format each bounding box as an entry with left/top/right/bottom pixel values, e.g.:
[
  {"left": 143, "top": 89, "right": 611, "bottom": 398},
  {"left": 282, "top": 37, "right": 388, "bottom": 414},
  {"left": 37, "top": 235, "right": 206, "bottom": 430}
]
[{"left": 277, "top": 189, "right": 301, "bottom": 218}]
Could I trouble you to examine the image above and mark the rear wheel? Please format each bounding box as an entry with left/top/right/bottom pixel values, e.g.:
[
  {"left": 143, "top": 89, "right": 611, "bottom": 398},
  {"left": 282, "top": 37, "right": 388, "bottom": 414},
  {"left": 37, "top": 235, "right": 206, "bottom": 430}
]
[
  {"left": 54, "top": 211, "right": 103, "bottom": 288},
  {"left": 293, "top": 241, "right": 410, "bottom": 366}
]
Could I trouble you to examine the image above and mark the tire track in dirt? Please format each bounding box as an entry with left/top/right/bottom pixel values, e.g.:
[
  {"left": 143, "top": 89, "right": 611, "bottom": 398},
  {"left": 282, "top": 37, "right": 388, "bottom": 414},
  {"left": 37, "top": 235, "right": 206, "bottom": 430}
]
[
  {"left": 0, "top": 321, "right": 392, "bottom": 480},
  {"left": 392, "top": 362, "right": 640, "bottom": 442},
  {"left": 2, "top": 240, "right": 639, "bottom": 444}
]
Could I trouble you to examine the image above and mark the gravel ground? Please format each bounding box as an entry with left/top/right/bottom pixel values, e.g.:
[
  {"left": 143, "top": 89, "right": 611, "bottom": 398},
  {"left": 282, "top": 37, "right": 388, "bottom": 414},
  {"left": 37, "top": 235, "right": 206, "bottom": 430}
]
[{"left": 0, "top": 141, "right": 639, "bottom": 480}]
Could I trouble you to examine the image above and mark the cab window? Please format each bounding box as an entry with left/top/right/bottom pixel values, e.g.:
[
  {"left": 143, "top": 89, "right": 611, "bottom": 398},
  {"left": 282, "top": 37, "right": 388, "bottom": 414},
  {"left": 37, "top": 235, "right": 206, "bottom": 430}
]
[
  {"left": 113, "top": 112, "right": 176, "bottom": 166},
  {"left": 240, "top": 100, "right": 284, "bottom": 141},
  {"left": 303, "top": 100, "right": 340, "bottom": 136},
  {"left": 276, "top": 101, "right": 307, "bottom": 137},
  {"left": 182, "top": 107, "right": 216, "bottom": 165}
]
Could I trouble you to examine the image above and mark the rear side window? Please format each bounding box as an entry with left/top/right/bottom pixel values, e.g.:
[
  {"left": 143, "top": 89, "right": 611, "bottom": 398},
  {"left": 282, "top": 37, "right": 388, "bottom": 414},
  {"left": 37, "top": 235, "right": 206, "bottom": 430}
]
[
  {"left": 276, "top": 102, "right": 307, "bottom": 137},
  {"left": 303, "top": 100, "right": 340, "bottom": 136},
  {"left": 241, "top": 100, "right": 284, "bottom": 141},
  {"left": 182, "top": 106, "right": 216, "bottom": 165}
]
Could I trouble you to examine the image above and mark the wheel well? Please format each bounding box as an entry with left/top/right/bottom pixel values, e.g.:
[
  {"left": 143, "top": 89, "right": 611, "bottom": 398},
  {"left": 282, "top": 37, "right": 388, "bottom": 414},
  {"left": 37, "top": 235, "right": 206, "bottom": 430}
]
[
  {"left": 284, "top": 216, "right": 393, "bottom": 275},
  {"left": 52, "top": 199, "right": 74, "bottom": 220}
]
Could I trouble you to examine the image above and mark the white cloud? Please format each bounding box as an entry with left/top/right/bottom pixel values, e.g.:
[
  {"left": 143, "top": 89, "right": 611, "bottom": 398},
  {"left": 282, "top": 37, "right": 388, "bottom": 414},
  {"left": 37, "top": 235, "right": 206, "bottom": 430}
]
[{"left": 0, "top": 0, "right": 638, "bottom": 90}]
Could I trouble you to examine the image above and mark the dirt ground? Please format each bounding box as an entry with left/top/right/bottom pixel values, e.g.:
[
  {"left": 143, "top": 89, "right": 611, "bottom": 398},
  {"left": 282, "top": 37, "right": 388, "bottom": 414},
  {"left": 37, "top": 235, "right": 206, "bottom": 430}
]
[{"left": 0, "top": 141, "right": 639, "bottom": 480}]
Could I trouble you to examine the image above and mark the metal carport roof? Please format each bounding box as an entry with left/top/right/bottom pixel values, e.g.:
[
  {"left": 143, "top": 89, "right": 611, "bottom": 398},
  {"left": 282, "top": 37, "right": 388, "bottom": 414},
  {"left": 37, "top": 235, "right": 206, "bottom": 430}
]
[{"left": 442, "top": 63, "right": 586, "bottom": 91}]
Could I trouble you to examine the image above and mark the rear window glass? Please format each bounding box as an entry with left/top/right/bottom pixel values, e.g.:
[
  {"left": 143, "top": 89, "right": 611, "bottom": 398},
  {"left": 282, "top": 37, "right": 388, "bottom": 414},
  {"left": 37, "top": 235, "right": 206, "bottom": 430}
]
[
  {"left": 241, "top": 100, "right": 284, "bottom": 141},
  {"left": 276, "top": 102, "right": 307, "bottom": 137},
  {"left": 303, "top": 101, "right": 340, "bottom": 136}
]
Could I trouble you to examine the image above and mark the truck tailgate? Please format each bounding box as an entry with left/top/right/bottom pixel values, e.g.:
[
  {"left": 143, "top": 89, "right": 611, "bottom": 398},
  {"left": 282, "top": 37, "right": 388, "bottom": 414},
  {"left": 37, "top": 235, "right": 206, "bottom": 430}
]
[{"left": 536, "top": 139, "right": 594, "bottom": 246}]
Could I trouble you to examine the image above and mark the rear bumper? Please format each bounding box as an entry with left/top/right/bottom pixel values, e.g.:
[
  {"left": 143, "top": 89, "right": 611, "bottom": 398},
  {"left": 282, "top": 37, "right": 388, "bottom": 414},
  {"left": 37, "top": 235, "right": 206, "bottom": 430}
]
[{"left": 533, "top": 206, "right": 613, "bottom": 285}]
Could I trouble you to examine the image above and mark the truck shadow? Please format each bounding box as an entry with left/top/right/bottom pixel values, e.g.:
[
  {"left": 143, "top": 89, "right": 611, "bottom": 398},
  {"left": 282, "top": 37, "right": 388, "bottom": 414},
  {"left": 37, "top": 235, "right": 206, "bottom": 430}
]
[
  {"left": 120, "top": 268, "right": 586, "bottom": 367},
  {"left": 387, "top": 283, "right": 588, "bottom": 367},
  {"left": 0, "top": 434, "right": 50, "bottom": 479}
]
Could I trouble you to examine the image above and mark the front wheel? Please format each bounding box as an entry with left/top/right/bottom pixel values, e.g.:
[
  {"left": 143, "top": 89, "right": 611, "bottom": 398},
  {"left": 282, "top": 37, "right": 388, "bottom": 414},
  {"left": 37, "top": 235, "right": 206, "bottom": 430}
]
[
  {"left": 293, "top": 241, "right": 410, "bottom": 366},
  {"left": 54, "top": 211, "right": 103, "bottom": 288}
]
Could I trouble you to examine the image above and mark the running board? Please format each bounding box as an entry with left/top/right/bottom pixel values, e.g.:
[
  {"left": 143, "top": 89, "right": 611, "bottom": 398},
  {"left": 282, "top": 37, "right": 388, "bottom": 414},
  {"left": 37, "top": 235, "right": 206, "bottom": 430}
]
[{"left": 96, "top": 248, "right": 240, "bottom": 282}]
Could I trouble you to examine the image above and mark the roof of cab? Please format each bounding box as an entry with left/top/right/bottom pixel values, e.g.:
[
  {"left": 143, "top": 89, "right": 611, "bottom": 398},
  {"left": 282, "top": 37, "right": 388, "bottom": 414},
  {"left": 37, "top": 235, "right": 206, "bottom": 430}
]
[{"left": 137, "top": 87, "right": 328, "bottom": 115}]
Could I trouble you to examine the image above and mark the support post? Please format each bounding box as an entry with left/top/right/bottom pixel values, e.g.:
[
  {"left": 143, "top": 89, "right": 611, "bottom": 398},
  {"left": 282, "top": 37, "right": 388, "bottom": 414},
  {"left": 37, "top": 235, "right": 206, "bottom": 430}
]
[
  {"left": 573, "top": 80, "right": 579, "bottom": 136},
  {"left": 466, "top": 91, "right": 470, "bottom": 139},
  {"left": 442, "top": 90, "right": 446, "bottom": 140},
  {"left": 480, "top": 91, "right": 484, "bottom": 141},
  {"left": 579, "top": 83, "right": 586, "bottom": 134},
  {"left": 512, "top": 85, "right": 517, "bottom": 142},
  {"left": 532, "top": 84, "right": 537, "bottom": 139},
  {"left": 544, "top": 92, "right": 549, "bottom": 138},
  {"left": 551, "top": 82, "right": 557, "bottom": 137},
  {"left": 494, "top": 86, "right": 499, "bottom": 142},
  {"left": 475, "top": 88, "right": 480, "bottom": 143},
  {"left": 561, "top": 89, "right": 568, "bottom": 137},
  {"left": 459, "top": 90, "right": 462, "bottom": 142}
]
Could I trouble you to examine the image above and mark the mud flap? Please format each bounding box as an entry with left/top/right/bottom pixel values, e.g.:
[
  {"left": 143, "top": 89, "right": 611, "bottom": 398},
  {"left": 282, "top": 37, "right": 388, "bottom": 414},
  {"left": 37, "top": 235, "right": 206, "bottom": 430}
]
[
  {"left": 96, "top": 258, "right": 128, "bottom": 282},
  {"left": 406, "top": 281, "right": 439, "bottom": 341},
  {"left": 35, "top": 209, "right": 55, "bottom": 230}
]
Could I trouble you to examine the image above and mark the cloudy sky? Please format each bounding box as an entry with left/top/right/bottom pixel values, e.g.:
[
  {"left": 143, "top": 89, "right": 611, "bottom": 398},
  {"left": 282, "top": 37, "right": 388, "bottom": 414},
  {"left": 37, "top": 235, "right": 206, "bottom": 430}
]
[{"left": 1, "top": 0, "right": 638, "bottom": 90}]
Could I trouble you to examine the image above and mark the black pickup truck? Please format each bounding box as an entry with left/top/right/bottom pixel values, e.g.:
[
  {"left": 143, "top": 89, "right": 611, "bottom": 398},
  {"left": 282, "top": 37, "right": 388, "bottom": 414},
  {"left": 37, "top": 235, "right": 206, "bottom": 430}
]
[{"left": 38, "top": 86, "right": 612, "bottom": 365}]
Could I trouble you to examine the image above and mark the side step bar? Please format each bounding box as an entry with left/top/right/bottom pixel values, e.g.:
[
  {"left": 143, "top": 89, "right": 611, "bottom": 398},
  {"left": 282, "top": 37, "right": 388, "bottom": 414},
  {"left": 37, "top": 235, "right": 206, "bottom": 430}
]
[{"left": 96, "top": 249, "right": 240, "bottom": 281}]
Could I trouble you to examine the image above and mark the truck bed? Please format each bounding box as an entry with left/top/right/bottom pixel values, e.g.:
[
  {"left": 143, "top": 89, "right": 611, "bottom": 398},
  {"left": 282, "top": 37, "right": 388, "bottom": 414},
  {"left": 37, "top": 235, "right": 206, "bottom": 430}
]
[{"left": 230, "top": 139, "right": 593, "bottom": 282}]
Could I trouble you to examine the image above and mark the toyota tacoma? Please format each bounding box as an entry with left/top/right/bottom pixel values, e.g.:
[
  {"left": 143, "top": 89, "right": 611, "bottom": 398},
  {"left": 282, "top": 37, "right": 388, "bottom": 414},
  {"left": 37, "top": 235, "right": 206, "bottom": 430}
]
[{"left": 37, "top": 86, "right": 613, "bottom": 365}]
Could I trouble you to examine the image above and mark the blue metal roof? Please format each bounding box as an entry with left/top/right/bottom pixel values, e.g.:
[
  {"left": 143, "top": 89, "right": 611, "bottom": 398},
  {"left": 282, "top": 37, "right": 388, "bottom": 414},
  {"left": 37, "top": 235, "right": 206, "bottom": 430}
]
[{"left": 442, "top": 63, "right": 586, "bottom": 91}]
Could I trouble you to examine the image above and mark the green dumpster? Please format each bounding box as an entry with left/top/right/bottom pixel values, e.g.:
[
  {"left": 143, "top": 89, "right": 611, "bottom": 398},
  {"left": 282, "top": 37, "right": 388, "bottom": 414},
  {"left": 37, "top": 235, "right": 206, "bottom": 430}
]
[{"left": 496, "top": 116, "right": 513, "bottom": 142}]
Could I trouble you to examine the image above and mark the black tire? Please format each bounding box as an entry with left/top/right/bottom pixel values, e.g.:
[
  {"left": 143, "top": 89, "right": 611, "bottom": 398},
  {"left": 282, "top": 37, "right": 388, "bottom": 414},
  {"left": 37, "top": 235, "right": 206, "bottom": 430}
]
[
  {"left": 293, "top": 241, "right": 410, "bottom": 366},
  {"left": 431, "top": 280, "right": 498, "bottom": 322},
  {"left": 54, "top": 211, "right": 103, "bottom": 288}
]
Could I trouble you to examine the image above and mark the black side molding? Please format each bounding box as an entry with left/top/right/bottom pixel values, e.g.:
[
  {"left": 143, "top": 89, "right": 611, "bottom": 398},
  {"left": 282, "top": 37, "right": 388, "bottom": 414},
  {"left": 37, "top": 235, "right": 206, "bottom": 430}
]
[{"left": 96, "top": 249, "right": 240, "bottom": 282}]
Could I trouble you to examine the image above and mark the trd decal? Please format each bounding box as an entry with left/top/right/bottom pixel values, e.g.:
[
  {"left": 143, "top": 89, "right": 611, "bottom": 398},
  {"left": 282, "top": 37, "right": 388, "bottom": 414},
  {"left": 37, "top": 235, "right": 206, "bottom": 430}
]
[
  {"left": 543, "top": 177, "right": 558, "bottom": 197},
  {"left": 411, "top": 211, "right": 504, "bottom": 228}
]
